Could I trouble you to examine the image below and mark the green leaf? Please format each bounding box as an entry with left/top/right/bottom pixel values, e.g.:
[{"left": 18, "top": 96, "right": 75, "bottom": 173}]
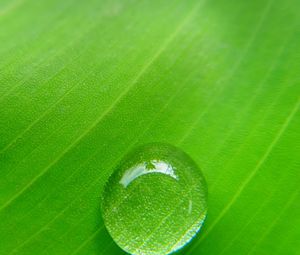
[{"left": 0, "top": 0, "right": 299, "bottom": 254}]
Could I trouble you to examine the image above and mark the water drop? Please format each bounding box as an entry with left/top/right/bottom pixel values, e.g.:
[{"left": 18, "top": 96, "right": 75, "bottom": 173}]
[{"left": 101, "top": 143, "right": 207, "bottom": 255}]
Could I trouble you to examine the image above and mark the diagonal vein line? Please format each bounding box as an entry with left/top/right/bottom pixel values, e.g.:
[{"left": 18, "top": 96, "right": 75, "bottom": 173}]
[
  {"left": 273, "top": 219, "right": 299, "bottom": 255},
  {"left": 218, "top": 196, "right": 272, "bottom": 255},
  {"left": 177, "top": 0, "right": 274, "bottom": 145},
  {"left": 201, "top": 34, "right": 292, "bottom": 194},
  {"left": 70, "top": 230, "right": 114, "bottom": 255},
  {"left": 216, "top": 169, "right": 294, "bottom": 255},
  {"left": 246, "top": 189, "right": 299, "bottom": 255},
  {"left": 69, "top": 228, "right": 102, "bottom": 255},
  {"left": 189, "top": 97, "right": 300, "bottom": 251}
]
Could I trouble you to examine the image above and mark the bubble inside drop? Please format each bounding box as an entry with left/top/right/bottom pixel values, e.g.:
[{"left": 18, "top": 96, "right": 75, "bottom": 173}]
[{"left": 101, "top": 143, "right": 207, "bottom": 255}]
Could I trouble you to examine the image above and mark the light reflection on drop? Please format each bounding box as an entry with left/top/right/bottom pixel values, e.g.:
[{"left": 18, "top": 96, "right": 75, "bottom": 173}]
[{"left": 120, "top": 160, "right": 178, "bottom": 188}]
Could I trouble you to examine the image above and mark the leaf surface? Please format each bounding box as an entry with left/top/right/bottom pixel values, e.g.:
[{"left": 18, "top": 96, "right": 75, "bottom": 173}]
[{"left": 0, "top": 0, "right": 299, "bottom": 254}]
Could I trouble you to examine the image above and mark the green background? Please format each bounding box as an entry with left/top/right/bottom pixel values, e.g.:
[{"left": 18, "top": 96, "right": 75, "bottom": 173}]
[{"left": 0, "top": 0, "right": 299, "bottom": 254}]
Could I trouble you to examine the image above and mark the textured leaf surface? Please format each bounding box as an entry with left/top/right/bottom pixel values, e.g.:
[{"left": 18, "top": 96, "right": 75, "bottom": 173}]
[{"left": 0, "top": 0, "right": 299, "bottom": 254}]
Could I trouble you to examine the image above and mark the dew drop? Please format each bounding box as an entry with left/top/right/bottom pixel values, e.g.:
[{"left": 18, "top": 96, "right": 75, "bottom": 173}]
[{"left": 101, "top": 143, "right": 207, "bottom": 255}]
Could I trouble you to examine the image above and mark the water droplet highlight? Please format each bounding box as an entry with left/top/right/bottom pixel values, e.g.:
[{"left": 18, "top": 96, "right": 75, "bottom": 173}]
[{"left": 101, "top": 143, "right": 207, "bottom": 255}]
